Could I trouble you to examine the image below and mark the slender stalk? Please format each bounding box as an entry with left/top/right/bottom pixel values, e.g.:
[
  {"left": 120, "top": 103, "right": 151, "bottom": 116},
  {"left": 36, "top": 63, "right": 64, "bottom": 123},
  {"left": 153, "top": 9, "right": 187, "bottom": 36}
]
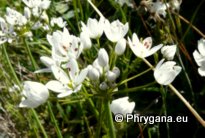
[
  {"left": 80, "top": 103, "right": 93, "bottom": 138},
  {"left": 2, "top": 45, "right": 21, "bottom": 86},
  {"left": 142, "top": 58, "right": 205, "bottom": 127},
  {"left": 160, "top": 86, "right": 170, "bottom": 138},
  {"left": 47, "top": 102, "right": 63, "bottom": 138},
  {"left": 174, "top": 12, "right": 205, "bottom": 39},
  {"left": 104, "top": 98, "right": 116, "bottom": 138},
  {"left": 31, "top": 109, "right": 48, "bottom": 138},
  {"left": 87, "top": 0, "right": 105, "bottom": 18},
  {"left": 23, "top": 38, "right": 38, "bottom": 70},
  {"left": 118, "top": 68, "right": 152, "bottom": 86},
  {"left": 168, "top": 84, "right": 205, "bottom": 127},
  {"left": 96, "top": 98, "right": 103, "bottom": 137}
]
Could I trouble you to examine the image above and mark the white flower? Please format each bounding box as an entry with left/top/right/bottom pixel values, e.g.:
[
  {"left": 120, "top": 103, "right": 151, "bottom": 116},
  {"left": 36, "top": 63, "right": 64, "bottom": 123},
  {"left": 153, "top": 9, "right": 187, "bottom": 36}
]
[
  {"left": 161, "top": 45, "right": 177, "bottom": 60},
  {"left": 24, "top": 7, "right": 31, "bottom": 19},
  {"left": 22, "top": 0, "right": 50, "bottom": 9},
  {"left": 81, "top": 17, "right": 104, "bottom": 39},
  {"left": 46, "top": 58, "right": 88, "bottom": 98},
  {"left": 110, "top": 96, "right": 135, "bottom": 116},
  {"left": 169, "top": 0, "right": 182, "bottom": 11},
  {"left": 193, "top": 38, "right": 205, "bottom": 76},
  {"left": 19, "top": 81, "right": 49, "bottom": 108},
  {"left": 97, "top": 48, "right": 109, "bottom": 67},
  {"left": 150, "top": 1, "right": 169, "bottom": 18},
  {"left": 23, "top": 0, "right": 50, "bottom": 17},
  {"left": 104, "top": 19, "right": 128, "bottom": 42},
  {"left": 128, "top": 33, "right": 163, "bottom": 58},
  {"left": 80, "top": 31, "right": 92, "bottom": 49},
  {"left": 50, "top": 17, "right": 67, "bottom": 28},
  {"left": 5, "top": 8, "right": 27, "bottom": 26},
  {"left": 154, "top": 59, "right": 181, "bottom": 85},
  {"left": 0, "top": 18, "right": 16, "bottom": 44},
  {"left": 47, "top": 28, "right": 82, "bottom": 62},
  {"left": 115, "top": 38, "right": 126, "bottom": 55},
  {"left": 40, "top": 0, "right": 51, "bottom": 9}
]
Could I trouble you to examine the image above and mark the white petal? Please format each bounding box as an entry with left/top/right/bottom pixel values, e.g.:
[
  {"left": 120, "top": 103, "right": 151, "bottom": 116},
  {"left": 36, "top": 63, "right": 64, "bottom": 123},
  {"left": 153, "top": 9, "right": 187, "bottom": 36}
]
[
  {"left": 34, "top": 68, "right": 51, "bottom": 73},
  {"left": 57, "top": 91, "right": 73, "bottom": 98},
  {"left": 143, "top": 37, "right": 152, "bottom": 49},
  {"left": 146, "top": 44, "right": 163, "bottom": 57},
  {"left": 74, "top": 68, "right": 88, "bottom": 85},
  {"left": 115, "top": 38, "right": 126, "bottom": 55},
  {"left": 198, "top": 39, "right": 205, "bottom": 56},
  {"left": 40, "top": 56, "right": 54, "bottom": 67},
  {"left": 51, "top": 66, "right": 69, "bottom": 84},
  {"left": 46, "top": 80, "right": 70, "bottom": 93}
]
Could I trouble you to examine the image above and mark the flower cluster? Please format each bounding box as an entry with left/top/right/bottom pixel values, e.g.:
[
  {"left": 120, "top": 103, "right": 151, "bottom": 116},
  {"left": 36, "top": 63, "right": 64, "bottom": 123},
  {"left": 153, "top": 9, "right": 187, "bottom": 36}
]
[
  {"left": 2, "top": 0, "right": 205, "bottom": 136},
  {"left": 14, "top": 5, "right": 184, "bottom": 109}
]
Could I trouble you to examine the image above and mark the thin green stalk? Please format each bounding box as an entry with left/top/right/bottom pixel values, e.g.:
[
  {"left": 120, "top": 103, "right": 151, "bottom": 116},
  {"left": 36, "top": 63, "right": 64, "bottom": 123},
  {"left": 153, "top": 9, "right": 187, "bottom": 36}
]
[
  {"left": 73, "top": 0, "right": 80, "bottom": 31},
  {"left": 118, "top": 68, "right": 152, "bottom": 86},
  {"left": 113, "top": 81, "right": 157, "bottom": 95},
  {"left": 31, "top": 109, "right": 48, "bottom": 138},
  {"left": 78, "top": 0, "right": 84, "bottom": 21},
  {"left": 79, "top": 102, "right": 93, "bottom": 138},
  {"left": 47, "top": 102, "right": 63, "bottom": 138},
  {"left": 23, "top": 38, "right": 38, "bottom": 70},
  {"left": 2, "top": 45, "right": 21, "bottom": 86},
  {"left": 104, "top": 98, "right": 116, "bottom": 138},
  {"left": 160, "top": 86, "right": 170, "bottom": 138},
  {"left": 96, "top": 98, "right": 103, "bottom": 138}
]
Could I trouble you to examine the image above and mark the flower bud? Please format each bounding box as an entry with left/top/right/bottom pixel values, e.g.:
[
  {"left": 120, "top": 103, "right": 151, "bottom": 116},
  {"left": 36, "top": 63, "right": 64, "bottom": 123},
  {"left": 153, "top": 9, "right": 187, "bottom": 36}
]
[
  {"left": 161, "top": 45, "right": 177, "bottom": 60},
  {"left": 97, "top": 48, "right": 109, "bottom": 67},
  {"left": 87, "top": 65, "right": 100, "bottom": 80},
  {"left": 99, "top": 82, "right": 108, "bottom": 90},
  {"left": 115, "top": 38, "right": 126, "bottom": 55},
  {"left": 80, "top": 31, "right": 92, "bottom": 49},
  {"left": 107, "top": 71, "right": 117, "bottom": 82},
  {"left": 112, "top": 67, "right": 120, "bottom": 78}
]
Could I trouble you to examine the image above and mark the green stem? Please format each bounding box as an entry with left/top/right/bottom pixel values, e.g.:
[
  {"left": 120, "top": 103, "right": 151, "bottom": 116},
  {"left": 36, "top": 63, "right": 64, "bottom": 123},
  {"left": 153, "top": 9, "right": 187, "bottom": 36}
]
[
  {"left": 23, "top": 38, "right": 38, "bottom": 70},
  {"left": 2, "top": 45, "right": 21, "bottom": 86},
  {"left": 31, "top": 109, "right": 48, "bottom": 138},
  {"left": 160, "top": 86, "right": 170, "bottom": 138},
  {"left": 47, "top": 102, "right": 63, "bottom": 138},
  {"left": 118, "top": 68, "right": 152, "bottom": 87},
  {"left": 104, "top": 98, "right": 116, "bottom": 138},
  {"left": 96, "top": 98, "right": 103, "bottom": 137},
  {"left": 113, "top": 82, "right": 157, "bottom": 95}
]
